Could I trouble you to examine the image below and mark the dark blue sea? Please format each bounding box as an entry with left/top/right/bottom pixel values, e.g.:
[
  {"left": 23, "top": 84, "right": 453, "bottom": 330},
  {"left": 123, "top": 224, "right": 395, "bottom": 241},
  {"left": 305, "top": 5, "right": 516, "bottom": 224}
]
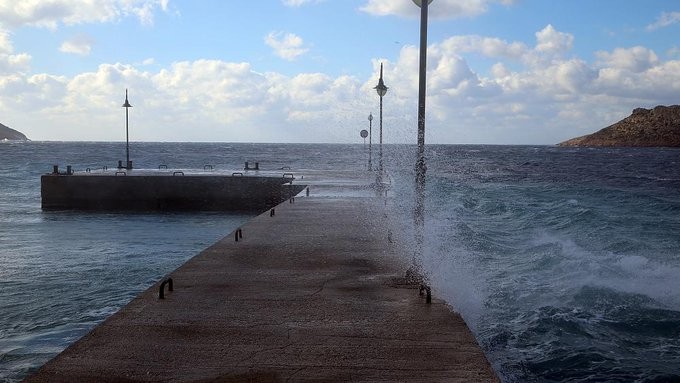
[{"left": 1, "top": 142, "right": 679, "bottom": 382}]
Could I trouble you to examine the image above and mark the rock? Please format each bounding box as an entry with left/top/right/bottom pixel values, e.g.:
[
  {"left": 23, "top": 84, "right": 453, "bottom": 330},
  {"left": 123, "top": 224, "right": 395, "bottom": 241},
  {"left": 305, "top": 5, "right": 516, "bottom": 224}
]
[
  {"left": 0, "top": 123, "right": 29, "bottom": 141},
  {"left": 558, "top": 105, "right": 680, "bottom": 147}
]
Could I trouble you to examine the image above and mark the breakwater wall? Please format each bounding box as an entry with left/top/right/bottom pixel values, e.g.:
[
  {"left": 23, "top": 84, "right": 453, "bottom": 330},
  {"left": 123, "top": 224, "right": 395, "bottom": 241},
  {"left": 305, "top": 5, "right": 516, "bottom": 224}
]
[{"left": 41, "top": 171, "right": 306, "bottom": 211}]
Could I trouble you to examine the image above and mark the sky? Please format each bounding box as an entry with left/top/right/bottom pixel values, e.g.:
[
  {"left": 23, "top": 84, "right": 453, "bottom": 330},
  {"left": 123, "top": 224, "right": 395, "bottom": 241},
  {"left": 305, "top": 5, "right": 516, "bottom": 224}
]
[{"left": 0, "top": 0, "right": 678, "bottom": 144}]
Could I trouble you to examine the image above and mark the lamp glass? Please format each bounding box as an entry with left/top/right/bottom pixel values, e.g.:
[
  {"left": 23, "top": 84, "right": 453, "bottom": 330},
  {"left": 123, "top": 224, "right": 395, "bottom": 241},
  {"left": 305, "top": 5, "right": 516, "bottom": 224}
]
[{"left": 412, "top": 0, "right": 433, "bottom": 6}]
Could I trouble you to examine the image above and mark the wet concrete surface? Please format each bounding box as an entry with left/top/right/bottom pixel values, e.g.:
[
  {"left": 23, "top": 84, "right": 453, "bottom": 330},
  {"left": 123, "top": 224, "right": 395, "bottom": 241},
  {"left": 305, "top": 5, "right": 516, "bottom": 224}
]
[{"left": 24, "top": 189, "right": 499, "bottom": 382}]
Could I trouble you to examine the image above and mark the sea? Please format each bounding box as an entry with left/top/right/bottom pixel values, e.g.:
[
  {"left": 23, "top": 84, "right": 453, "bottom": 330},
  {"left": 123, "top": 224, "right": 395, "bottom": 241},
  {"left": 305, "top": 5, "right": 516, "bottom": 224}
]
[{"left": 1, "top": 141, "right": 679, "bottom": 382}]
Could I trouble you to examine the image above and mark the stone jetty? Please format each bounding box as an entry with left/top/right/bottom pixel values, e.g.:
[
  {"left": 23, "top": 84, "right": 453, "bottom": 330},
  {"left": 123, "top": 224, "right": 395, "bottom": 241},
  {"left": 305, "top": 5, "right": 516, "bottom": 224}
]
[{"left": 25, "top": 170, "right": 499, "bottom": 382}]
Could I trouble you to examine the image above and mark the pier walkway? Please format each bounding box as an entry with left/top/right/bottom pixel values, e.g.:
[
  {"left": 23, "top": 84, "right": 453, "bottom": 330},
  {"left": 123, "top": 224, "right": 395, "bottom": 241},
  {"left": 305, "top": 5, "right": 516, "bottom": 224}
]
[{"left": 25, "top": 172, "right": 499, "bottom": 382}]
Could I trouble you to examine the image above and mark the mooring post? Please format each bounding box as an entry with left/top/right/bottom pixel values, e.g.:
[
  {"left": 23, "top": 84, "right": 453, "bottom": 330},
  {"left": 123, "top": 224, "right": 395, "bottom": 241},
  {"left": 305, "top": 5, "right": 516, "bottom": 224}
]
[
  {"left": 419, "top": 284, "right": 432, "bottom": 304},
  {"left": 159, "top": 278, "right": 173, "bottom": 299}
]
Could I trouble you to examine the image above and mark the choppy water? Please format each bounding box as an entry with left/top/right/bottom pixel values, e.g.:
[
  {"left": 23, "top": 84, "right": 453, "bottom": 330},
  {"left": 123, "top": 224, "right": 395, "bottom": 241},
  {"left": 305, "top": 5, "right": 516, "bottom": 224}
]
[{"left": 1, "top": 142, "right": 679, "bottom": 382}]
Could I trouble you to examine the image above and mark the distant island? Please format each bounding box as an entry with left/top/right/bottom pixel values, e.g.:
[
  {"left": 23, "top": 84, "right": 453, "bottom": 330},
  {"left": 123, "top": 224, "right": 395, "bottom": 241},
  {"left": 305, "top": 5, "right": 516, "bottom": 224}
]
[
  {"left": 558, "top": 105, "right": 680, "bottom": 147},
  {"left": 0, "top": 122, "right": 29, "bottom": 141}
]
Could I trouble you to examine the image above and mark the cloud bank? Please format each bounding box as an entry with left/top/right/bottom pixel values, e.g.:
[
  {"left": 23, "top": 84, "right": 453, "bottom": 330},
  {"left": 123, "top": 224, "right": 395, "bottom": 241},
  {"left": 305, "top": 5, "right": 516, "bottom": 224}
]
[{"left": 0, "top": 1, "right": 678, "bottom": 144}]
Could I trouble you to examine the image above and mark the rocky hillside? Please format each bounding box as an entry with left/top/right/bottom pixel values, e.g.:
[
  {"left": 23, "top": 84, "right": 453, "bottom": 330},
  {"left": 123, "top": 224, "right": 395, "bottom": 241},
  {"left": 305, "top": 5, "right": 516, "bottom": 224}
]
[
  {"left": 558, "top": 105, "right": 680, "bottom": 147},
  {"left": 0, "top": 123, "right": 28, "bottom": 141}
]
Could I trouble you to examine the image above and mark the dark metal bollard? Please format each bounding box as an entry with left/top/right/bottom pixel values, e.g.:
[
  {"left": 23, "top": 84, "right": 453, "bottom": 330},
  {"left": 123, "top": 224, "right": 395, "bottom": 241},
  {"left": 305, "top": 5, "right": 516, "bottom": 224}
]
[
  {"left": 235, "top": 230, "right": 239, "bottom": 242},
  {"left": 270, "top": 208, "right": 275, "bottom": 217},
  {"left": 306, "top": 187, "right": 310, "bottom": 197},
  {"left": 52, "top": 165, "right": 59, "bottom": 174},
  {"left": 255, "top": 162, "right": 259, "bottom": 170},
  {"left": 239, "top": 228, "right": 243, "bottom": 239},
  {"left": 235, "top": 228, "right": 243, "bottom": 241},
  {"left": 66, "top": 165, "right": 72, "bottom": 175},
  {"left": 419, "top": 284, "right": 432, "bottom": 304},
  {"left": 159, "top": 278, "right": 173, "bottom": 299}
]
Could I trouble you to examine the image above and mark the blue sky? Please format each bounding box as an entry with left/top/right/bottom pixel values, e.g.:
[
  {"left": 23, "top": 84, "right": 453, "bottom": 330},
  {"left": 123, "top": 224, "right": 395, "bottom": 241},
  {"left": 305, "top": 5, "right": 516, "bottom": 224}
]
[{"left": 1, "top": 0, "right": 678, "bottom": 144}]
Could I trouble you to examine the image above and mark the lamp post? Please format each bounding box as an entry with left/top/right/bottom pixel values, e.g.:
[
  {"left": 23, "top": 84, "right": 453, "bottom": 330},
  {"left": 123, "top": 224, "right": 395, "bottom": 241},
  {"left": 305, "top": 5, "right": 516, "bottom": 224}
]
[
  {"left": 374, "top": 63, "right": 388, "bottom": 176},
  {"left": 122, "top": 89, "right": 133, "bottom": 170},
  {"left": 368, "top": 113, "right": 373, "bottom": 171},
  {"left": 413, "top": 0, "right": 432, "bottom": 272}
]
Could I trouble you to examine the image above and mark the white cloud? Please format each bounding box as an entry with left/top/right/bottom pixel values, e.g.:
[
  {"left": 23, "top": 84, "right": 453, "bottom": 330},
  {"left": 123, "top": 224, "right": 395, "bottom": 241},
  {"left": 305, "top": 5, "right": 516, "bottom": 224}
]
[
  {"left": 534, "top": 24, "right": 573, "bottom": 55},
  {"left": 0, "top": 0, "right": 169, "bottom": 29},
  {"left": 360, "top": 0, "right": 515, "bottom": 19},
  {"left": 0, "top": 27, "right": 31, "bottom": 75},
  {"left": 59, "top": 34, "right": 94, "bottom": 56},
  {"left": 441, "top": 35, "right": 528, "bottom": 59},
  {"left": 282, "top": 0, "right": 323, "bottom": 6},
  {"left": 646, "top": 11, "right": 680, "bottom": 31},
  {"left": 264, "top": 31, "right": 309, "bottom": 61},
  {"left": 595, "top": 46, "right": 659, "bottom": 72}
]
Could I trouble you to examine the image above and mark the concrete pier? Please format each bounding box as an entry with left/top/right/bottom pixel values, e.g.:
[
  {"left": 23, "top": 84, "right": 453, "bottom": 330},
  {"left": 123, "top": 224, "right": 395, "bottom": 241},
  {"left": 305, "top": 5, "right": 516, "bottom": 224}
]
[
  {"left": 25, "top": 173, "right": 499, "bottom": 382},
  {"left": 41, "top": 170, "right": 305, "bottom": 211}
]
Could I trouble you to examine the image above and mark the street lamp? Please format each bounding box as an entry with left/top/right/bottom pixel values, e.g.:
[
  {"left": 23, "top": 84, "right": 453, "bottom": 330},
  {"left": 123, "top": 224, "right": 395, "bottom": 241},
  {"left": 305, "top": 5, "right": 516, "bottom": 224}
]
[
  {"left": 412, "top": 0, "right": 432, "bottom": 276},
  {"left": 122, "top": 89, "right": 133, "bottom": 170},
  {"left": 368, "top": 113, "right": 373, "bottom": 171},
  {"left": 373, "top": 63, "right": 388, "bottom": 175}
]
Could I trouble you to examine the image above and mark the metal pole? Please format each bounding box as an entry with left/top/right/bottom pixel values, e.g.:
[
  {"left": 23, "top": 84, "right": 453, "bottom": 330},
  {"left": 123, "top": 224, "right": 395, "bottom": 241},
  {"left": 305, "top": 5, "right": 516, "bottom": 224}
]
[
  {"left": 414, "top": 0, "right": 429, "bottom": 268},
  {"left": 122, "top": 89, "right": 132, "bottom": 170},
  {"left": 368, "top": 114, "right": 373, "bottom": 171},
  {"left": 379, "top": 96, "right": 383, "bottom": 175},
  {"left": 125, "top": 105, "right": 130, "bottom": 168}
]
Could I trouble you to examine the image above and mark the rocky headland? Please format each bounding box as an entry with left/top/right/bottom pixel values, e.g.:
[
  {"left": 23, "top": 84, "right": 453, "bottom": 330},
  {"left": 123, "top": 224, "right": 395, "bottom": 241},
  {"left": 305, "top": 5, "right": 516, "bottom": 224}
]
[
  {"left": 0, "top": 123, "right": 29, "bottom": 141},
  {"left": 558, "top": 105, "right": 680, "bottom": 147}
]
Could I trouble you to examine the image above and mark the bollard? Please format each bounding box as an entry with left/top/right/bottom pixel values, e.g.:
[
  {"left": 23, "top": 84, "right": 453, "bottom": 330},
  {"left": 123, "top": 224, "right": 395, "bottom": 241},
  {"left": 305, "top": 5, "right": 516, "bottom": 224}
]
[
  {"left": 159, "top": 278, "right": 174, "bottom": 299},
  {"left": 270, "top": 208, "right": 275, "bottom": 217},
  {"left": 255, "top": 162, "right": 259, "bottom": 170},
  {"left": 66, "top": 165, "right": 72, "bottom": 175},
  {"left": 53, "top": 165, "right": 59, "bottom": 174},
  {"left": 419, "top": 284, "right": 432, "bottom": 304},
  {"left": 118, "top": 160, "right": 123, "bottom": 169},
  {"left": 306, "top": 187, "right": 310, "bottom": 197},
  {"left": 235, "top": 230, "right": 239, "bottom": 242},
  {"left": 244, "top": 161, "right": 249, "bottom": 170},
  {"left": 238, "top": 228, "right": 243, "bottom": 239}
]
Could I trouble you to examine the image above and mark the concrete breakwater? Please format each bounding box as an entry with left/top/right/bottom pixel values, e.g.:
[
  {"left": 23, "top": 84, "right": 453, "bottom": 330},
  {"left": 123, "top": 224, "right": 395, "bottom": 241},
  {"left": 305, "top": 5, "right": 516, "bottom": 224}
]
[
  {"left": 26, "top": 171, "right": 499, "bottom": 382},
  {"left": 41, "top": 167, "right": 306, "bottom": 211}
]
